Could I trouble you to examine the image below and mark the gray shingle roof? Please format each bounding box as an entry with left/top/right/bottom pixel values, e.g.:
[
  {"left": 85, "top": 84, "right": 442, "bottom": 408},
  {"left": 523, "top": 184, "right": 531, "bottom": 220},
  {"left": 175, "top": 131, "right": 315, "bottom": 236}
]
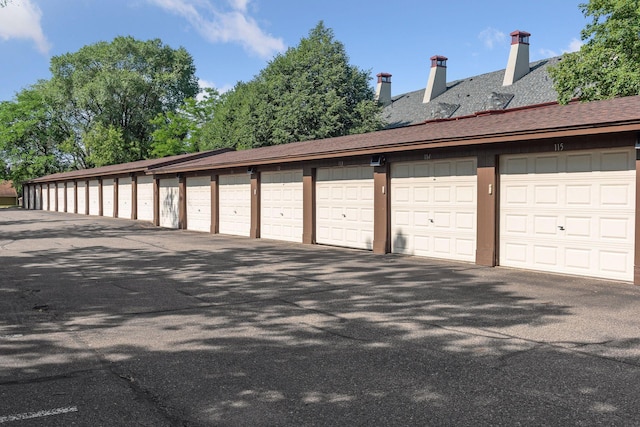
[{"left": 382, "top": 56, "right": 561, "bottom": 128}]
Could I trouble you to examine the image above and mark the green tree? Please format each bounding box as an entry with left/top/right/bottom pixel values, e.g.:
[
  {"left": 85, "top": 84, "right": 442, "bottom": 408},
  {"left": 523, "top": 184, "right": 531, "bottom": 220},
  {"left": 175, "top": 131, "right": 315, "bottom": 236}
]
[
  {"left": 150, "top": 88, "right": 221, "bottom": 157},
  {"left": 549, "top": 0, "right": 640, "bottom": 104},
  {"left": 48, "top": 36, "right": 199, "bottom": 166},
  {"left": 0, "top": 84, "right": 68, "bottom": 187},
  {"left": 200, "top": 81, "right": 263, "bottom": 150},
  {"left": 202, "top": 22, "right": 383, "bottom": 150}
]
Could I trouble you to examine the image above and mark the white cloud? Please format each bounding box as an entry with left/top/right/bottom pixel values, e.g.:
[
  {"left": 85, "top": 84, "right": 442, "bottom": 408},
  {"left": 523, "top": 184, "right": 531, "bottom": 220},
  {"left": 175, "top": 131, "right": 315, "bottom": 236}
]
[
  {"left": 147, "top": 0, "right": 285, "bottom": 59},
  {"left": 197, "top": 78, "right": 232, "bottom": 100},
  {"left": 539, "top": 48, "right": 559, "bottom": 57},
  {"left": 228, "top": 0, "right": 248, "bottom": 13},
  {"left": 538, "top": 38, "right": 584, "bottom": 59},
  {"left": 0, "top": 0, "right": 51, "bottom": 54},
  {"left": 565, "top": 37, "right": 583, "bottom": 53},
  {"left": 478, "top": 27, "right": 507, "bottom": 50}
]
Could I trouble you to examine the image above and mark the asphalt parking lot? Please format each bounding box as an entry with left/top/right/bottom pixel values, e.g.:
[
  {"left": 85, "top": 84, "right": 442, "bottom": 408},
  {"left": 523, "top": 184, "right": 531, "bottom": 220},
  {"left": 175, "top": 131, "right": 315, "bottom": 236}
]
[{"left": 2, "top": 208, "right": 640, "bottom": 426}]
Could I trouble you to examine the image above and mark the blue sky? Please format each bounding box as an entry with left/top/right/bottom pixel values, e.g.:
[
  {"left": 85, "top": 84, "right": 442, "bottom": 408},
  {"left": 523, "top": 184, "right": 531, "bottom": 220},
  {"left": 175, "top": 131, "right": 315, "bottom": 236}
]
[{"left": 0, "top": 0, "right": 586, "bottom": 102}]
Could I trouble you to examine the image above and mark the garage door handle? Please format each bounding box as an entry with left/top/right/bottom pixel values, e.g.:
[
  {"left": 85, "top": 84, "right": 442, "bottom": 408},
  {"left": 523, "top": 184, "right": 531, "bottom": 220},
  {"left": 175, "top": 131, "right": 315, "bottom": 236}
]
[
  {"left": 342, "top": 213, "right": 346, "bottom": 218},
  {"left": 558, "top": 226, "right": 565, "bottom": 231}
]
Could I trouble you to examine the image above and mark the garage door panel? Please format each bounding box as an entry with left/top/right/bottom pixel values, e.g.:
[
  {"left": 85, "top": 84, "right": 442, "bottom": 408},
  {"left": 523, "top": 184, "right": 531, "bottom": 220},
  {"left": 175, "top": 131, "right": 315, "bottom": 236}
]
[
  {"left": 600, "top": 251, "right": 629, "bottom": 274},
  {"left": 76, "top": 182, "right": 85, "bottom": 214},
  {"left": 534, "top": 185, "right": 558, "bottom": 204},
  {"left": 219, "top": 174, "right": 251, "bottom": 237},
  {"left": 186, "top": 176, "right": 211, "bottom": 233},
  {"left": 602, "top": 151, "right": 632, "bottom": 170},
  {"left": 316, "top": 166, "right": 374, "bottom": 250},
  {"left": 456, "top": 186, "right": 475, "bottom": 203},
  {"left": 566, "top": 248, "right": 591, "bottom": 269},
  {"left": 66, "top": 184, "right": 75, "bottom": 213},
  {"left": 499, "top": 148, "right": 635, "bottom": 281},
  {"left": 159, "top": 178, "right": 180, "bottom": 229},
  {"left": 48, "top": 187, "right": 55, "bottom": 211},
  {"left": 57, "top": 186, "right": 65, "bottom": 212},
  {"left": 391, "top": 158, "right": 477, "bottom": 262},
  {"left": 88, "top": 180, "right": 100, "bottom": 216},
  {"left": 534, "top": 216, "right": 558, "bottom": 235},
  {"left": 565, "top": 217, "right": 591, "bottom": 238},
  {"left": 600, "top": 185, "right": 631, "bottom": 206},
  {"left": 137, "top": 176, "right": 154, "bottom": 221},
  {"left": 567, "top": 154, "right": 592, "bottom": 172},
  {"left": 456, "top": 238, "right": 475, "bottom": 257},
  {"left": 599, "top": 217, "right": 630, "bottom": 240},
  {"left": 260, "top": 170, "right": 303, "bottom": 243},
  {"left": 456, "top": 212, "right": 475, "bottom": 230},
  {"left": 118, "top": 177, "right": 132, "bottom": 219},
  {"left": 566, "top": 185, "right": 591, "bottom": 205},
  {"left": 102, "top": 179, "right": 114, "bottom": 217}
]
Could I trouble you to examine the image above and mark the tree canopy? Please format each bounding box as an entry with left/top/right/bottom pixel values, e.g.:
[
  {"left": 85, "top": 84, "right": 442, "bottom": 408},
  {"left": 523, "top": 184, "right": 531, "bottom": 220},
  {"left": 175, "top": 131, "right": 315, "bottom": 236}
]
[
  {"left": 1, "top": 24, "right": 385, "bottom": 187},
  {"left": 0, "top": 36, "right": 199, "bottom": 185},
  {"left": 0, "top": 84, "right": 67, "bottom": 187},
  {"left": 48, "top": 36, "right": 199, "bottom": 166},
  {"left": 202, "top": 22, "right": 383, "bottom": 150},
  {"left": 549, "top": 0, "right": 640, "bottom": 104},
  {"left": 150, "top": 88, "right": 222, "bottom": 157}
]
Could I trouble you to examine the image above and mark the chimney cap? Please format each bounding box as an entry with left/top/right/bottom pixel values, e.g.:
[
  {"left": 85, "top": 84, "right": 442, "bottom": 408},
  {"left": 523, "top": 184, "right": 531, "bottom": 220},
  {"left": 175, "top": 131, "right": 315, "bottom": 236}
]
[
  {"left": 430, "top": 55, "right": 448, "bottom": 68},
  {"left": 377, "top": 72, "right": 392, "bottom": 83},
  {"left": 510, "top": 30, "right": 531, "bottom": 45}
]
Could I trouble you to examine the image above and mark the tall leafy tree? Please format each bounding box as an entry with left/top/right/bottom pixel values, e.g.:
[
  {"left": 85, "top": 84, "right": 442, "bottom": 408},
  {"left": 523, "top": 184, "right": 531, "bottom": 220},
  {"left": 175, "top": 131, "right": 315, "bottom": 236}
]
[
  {"left": 48, "top": 36, "right": 199, "bottom": 166},
  {"left": 0, "top": 84, "right": 68, "bottom": 187},
  {"left": 202, "top": 22, "right": 383, "bottom": 150},
  {"left": 549, "top": 0, "right": 640, "bottom": 104},
  {"left": 150, "top": 88, "right": 222, "bottom": 157}
]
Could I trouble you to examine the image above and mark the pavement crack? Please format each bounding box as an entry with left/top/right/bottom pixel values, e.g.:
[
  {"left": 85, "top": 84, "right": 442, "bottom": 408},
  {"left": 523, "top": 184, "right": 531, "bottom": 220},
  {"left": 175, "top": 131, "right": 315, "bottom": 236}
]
[{"left": 109, "top": 366, "right": 197, "bottom": 427}]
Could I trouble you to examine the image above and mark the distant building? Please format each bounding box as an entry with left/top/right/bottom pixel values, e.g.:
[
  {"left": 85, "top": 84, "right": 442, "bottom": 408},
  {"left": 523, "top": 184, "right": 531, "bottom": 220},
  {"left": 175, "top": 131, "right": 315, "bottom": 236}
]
[
  {"left": 377, "top": 30, "right": 560, "bottom": 127},
  {"left": 0, "top": 181, "right": 19, "bottom": 206}
]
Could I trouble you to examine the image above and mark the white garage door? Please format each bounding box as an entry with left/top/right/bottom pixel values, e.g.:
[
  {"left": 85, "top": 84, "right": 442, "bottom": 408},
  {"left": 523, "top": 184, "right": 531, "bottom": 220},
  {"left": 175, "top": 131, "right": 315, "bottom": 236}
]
[
  {"left": 77, "top": 181, "right": 86, "bottom": 214},
  {"left": 41, "top": 185, "right": 48, "bottom": 210},
  {"left": 118, "top": 177, "right": 132, "bottom": 219},
  {"left": 391, "top": 158, "right": 477, "bottom": 262},
  {"left": 261, "top": 170, "right": 303, "bottom": 243},
  {"left": 29, "top": 186, "right": 35, "bottom": 210},
  {"left": 316, "top": 166, "right": 374, "bottom": 250},
  {"left": 57, "top": 185, "right": 65, "bottom": 212},
  {"left": 186, "top": 176, "right": 211, "bottom": 233},
  {"left": 36, "top": 186, "right": 42, "bottom": 210},
  {"left": 137, "top": 175, "right": 154, "bottom": 222},
  {"left": 88, "top": 180, "right": 100, "bottom": 216},
  {"left": 500, "top": 148, "right": 635, "bottom": 282},
  {"left": 159, "top": 178, "right": 180, "bottom": 229},
  {"left": 66, "top": 182, "right": 75, "bottom": 213},
  {"left": 48, "top": 186, "right": 55, "bottom": 211},
  {"left": 102, "top": 179, "right": 114, "bottom": 217},
  {"left": 219, "top": 174, "right": 251, "bottom": 237}
]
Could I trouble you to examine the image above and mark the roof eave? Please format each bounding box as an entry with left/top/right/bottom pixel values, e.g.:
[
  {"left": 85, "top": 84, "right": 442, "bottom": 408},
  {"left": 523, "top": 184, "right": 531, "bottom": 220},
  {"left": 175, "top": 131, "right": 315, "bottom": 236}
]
[{"left": 147, "top": 120, "right": 640, "bottom": 175}]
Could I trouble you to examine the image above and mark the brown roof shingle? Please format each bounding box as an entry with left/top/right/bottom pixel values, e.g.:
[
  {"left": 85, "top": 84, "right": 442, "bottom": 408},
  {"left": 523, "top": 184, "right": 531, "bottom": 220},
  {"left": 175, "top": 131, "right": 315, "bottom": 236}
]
[
  {"left": 150, "top": 95, "right": 640, "bottom": 174},
  {"left": 28, "top": 148, "right": 234, "bottom": 183},
  {"left": 0, "top": 181, "right": 18, "bottom": 198}
]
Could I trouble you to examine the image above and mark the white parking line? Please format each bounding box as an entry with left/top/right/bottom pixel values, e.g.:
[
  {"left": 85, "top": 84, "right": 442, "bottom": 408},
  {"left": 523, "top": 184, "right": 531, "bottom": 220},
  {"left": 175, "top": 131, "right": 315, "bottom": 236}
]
[{"left": 0, "top": 406, "right": 78, "bottom": 423}]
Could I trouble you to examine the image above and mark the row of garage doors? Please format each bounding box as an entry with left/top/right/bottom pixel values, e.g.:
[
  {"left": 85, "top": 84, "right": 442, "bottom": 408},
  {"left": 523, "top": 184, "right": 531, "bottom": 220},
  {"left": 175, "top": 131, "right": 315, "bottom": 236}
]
[
  {"left": 30, "top": 148, "right": 636, "bottom": 282},
  {"left": 32, "top": 176, "right": 156, "bottom": 220}
]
